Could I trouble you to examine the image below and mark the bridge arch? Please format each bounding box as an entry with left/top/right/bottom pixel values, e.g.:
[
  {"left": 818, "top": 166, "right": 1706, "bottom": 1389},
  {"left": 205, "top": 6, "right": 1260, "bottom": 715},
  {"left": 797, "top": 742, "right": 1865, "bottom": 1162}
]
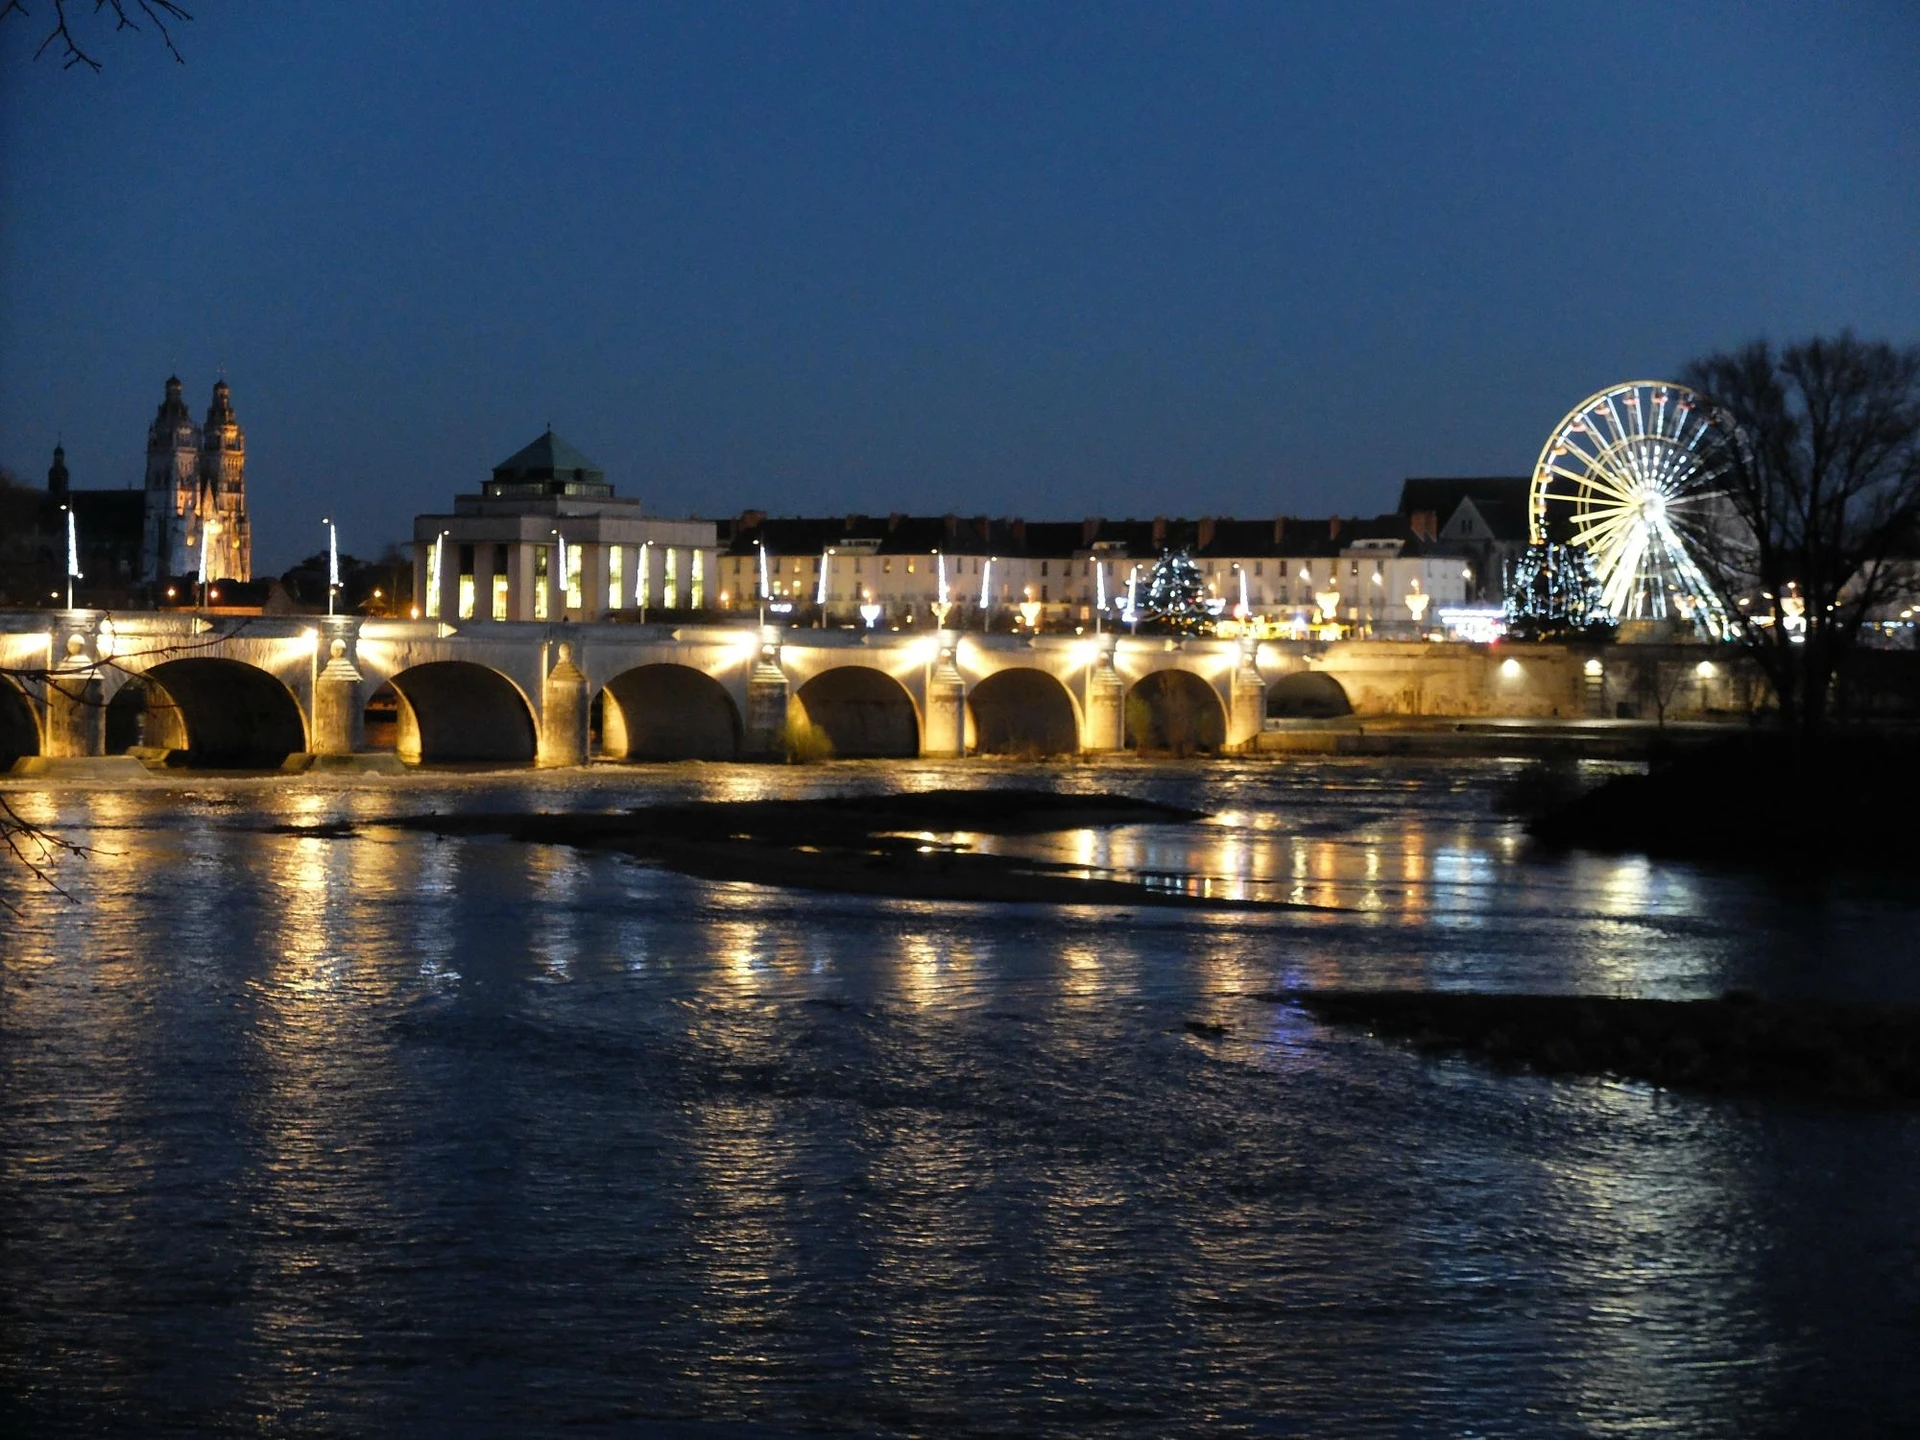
[
  {"left": 792, "top": 666, "right": 919, "bottom": 758},
  {"left": 0, "top": 677, "right": 40, "bottom": 766},
  {"left": 1265, "top": 670, "right": 1353, "bottom": 719},
  {"left": 138, "top": 658, "right": 308, "bottom": 767},
  {"left": 598, "top": 663, "right": 742, "bottom": 761},
  {"left": 105, "top": 676, "right": 186, "bottom": 753},
  {"left": 967, "top": 668, "right": 1080, "bottom": 755},
  {"left": 1124, "top": 669, "right": 1226, "bottom": 754},
  {"left": 380, "top": 661, "right": 537, "bottom": 764}
]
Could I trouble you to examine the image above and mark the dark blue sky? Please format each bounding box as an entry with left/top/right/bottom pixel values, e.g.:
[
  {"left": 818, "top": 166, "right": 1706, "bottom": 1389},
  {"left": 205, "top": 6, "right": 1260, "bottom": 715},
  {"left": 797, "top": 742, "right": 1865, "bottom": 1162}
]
[{"left": 4, "top": 2, "right": 1916, "bottom": 571}]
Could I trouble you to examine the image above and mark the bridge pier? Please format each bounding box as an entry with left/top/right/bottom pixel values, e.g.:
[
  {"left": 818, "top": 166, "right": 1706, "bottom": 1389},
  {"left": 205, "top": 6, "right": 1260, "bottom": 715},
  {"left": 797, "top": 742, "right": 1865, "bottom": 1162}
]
[
  {"left": 744, "top": 627, "right": 789, "bottom": 759},
  {"left": 1082, "top": 632, "right": 1125, "bottom": 752},
  {"left": 45, "top": 634, "right": 104, "bottom": 759},
  {"left": 538, "top": 641, "right": 589, "bottom": 767},
  {"left": 922, "top": 632, "right": 966, "bottom": 757},
  {"left": 1228, "top": 639, "right": 1266, "bottom": 752},
  {"left": 311, "top": 637, "right": 365, "bottom": 757}
]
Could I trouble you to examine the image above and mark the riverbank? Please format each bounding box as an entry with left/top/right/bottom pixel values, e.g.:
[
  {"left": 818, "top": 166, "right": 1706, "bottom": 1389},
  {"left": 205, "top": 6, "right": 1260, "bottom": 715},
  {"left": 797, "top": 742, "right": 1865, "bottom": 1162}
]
[
  {"left": 3, "top": 715, "right": 1742, "bottom": 786},
  {"left": 1256, "top": 715, "right": 1741, "bottom": 759},
  {"left": 1269, "top": 990, "right": 1920, "bottom": 1106},
  {"left": 1527, "top": 730, "right": 1920, "bottom": 868}
]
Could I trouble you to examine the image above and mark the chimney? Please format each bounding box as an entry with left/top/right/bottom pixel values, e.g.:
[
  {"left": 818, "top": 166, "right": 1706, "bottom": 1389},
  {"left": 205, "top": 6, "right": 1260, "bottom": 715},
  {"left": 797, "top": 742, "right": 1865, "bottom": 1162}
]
[
  {"left": 944, "top": 513, "right": 958, "bottom": 538},
  {"left": 1152, "top": 515, "right": 1167, "bottom": 549},
  {"left": 888, "top": 512, "right": 903, "bottom": 532},
  {"left": 1272, "top": 516, "right": 1286, "bottom": 544},
  {"left": 1197, "top": 516, "right": 1216, "bottom": 551},
  {"left": 738, "top": 508, "right": 766, "bottom": 532},
  {"left": 1329, "top": 514, "right": 1342, "bottom": 541},
  {"left": 1082, "top": 516, "right": 1100, "bottom": 547},
  {"left": 974, "top": 515, "right": 989, "bottom": 542},
  {"left": 1012, "top": 518, "right": 1027, "bottom": 546}
]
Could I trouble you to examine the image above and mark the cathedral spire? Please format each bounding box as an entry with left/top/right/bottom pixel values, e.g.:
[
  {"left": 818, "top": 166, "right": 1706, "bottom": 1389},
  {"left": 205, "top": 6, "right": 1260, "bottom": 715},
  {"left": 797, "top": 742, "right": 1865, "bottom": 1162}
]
[{"left": 48, "top": 443, "right": 69, "bottom": 499}]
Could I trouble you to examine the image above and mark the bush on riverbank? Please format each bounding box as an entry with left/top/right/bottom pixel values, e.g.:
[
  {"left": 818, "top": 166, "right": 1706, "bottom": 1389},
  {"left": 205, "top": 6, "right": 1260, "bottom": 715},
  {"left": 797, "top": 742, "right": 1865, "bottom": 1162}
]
[
  {"left": 1526, "top": 730, "right": 1920, "bottom": 868},
  {"left": 1272, "top": 990, "right": 1920, "bottom": 1106}
]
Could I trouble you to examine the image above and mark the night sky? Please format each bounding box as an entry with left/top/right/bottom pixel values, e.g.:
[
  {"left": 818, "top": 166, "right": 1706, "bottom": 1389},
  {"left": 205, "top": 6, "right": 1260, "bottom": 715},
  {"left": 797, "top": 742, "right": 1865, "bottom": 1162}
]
[{"left": 3, "top": 2, "right": 1916, "bottom": 572}]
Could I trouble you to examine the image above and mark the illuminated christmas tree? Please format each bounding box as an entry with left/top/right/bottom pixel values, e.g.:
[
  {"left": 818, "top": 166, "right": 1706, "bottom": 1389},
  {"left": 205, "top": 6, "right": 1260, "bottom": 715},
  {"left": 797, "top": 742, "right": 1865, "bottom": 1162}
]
[
  {"left": 1142, "top": 549, "right": 1213, "bottom": 633},
  {"left": 1503, "top": 542, "right": 1612, "bottom": 640}
]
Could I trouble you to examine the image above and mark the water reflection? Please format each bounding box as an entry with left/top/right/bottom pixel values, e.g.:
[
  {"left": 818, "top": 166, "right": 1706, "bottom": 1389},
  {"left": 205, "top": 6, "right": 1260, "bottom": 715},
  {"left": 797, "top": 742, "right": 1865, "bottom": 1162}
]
[{"left": 1, "top": 759, "right": 1917, "bottom": 1434}]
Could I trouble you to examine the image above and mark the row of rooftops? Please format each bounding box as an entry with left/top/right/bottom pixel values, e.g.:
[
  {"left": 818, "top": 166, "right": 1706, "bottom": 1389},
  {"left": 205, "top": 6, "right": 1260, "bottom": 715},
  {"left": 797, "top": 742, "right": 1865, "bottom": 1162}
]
[
  {"left": 715, "top": 482, "right": 1530, "bottom": 562},
  {"left": 445, "top": 428, "right": 1536, "bottom": 556}
]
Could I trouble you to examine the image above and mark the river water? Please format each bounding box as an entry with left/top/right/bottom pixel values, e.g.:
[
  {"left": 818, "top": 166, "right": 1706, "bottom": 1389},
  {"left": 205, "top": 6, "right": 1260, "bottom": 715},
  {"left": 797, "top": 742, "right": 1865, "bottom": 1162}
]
[{"left": 1, "top": 757, "right": 1915, "bottom": 1436}]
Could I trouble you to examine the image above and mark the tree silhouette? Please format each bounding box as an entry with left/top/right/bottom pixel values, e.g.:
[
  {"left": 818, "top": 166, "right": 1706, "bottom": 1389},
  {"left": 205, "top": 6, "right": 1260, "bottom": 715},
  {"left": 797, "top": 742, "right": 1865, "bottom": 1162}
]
[{"left": 1679, "top": 334, "right": 1920, "bottom": 736}]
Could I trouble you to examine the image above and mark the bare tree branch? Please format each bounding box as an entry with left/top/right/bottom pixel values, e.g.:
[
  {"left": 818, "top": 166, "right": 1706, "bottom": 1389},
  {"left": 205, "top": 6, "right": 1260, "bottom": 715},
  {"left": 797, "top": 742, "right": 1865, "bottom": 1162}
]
[
  {"left": 2, "top": 0, "right": 192, "bottom": 72},
  {"left": 1681, "top": 333, "right": 1920, "bottom": 737}
]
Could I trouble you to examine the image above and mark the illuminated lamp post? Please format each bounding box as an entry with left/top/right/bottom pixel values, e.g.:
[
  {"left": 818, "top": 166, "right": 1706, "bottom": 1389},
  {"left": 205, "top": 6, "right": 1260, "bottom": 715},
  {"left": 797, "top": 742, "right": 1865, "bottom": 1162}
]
[
  {"left": 426, "top": 529, "right": 447, "bottom": 619},
  {"left": 1018, "top": 585, "right": 1043, "bottom": 632},
  {"left": 1405, "top": 579, "right": 1430, "bottom": 630},
  {"left": 62, "top": 504, "right": 79, "bottom": 610},
  {"left": 198, "top": 516, "right": 221, "bottom": 610},
  {"left": 859, "top": 586, "right": 882, "bottom": 629},
  {"left": 930, "top": 550, "right": 952, "bottom": 629},
  {"left": 324, "top": 516, "right": 340, "bottom": 616}
]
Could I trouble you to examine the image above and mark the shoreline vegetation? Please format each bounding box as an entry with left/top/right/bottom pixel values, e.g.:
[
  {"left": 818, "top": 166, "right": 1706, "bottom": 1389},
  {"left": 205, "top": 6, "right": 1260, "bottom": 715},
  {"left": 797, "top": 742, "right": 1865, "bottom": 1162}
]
[
  {"left": 284, "top": 788, "right": 1347, "bottom": 913},
  {"left": 1263, "top": 990, "right": 1920, "bottom": 1107},
  {"left": 1527, "top": 730, "right": 1920, "bottom": 868}
]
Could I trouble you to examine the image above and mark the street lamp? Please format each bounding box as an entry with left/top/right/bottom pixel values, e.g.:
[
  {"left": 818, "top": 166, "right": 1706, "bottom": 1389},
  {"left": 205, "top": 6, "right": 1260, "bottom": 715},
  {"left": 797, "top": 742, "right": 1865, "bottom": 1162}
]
[
  {"left": 61, "top": 503, "right": 79, "bottom": 610},
  {"left": 198, "top": 515, "right": 221, "bottom": 610},
  {"left": 931, "top": 550, "right": 952, "bottom": 629},
  {"left": 323, "top": 516, "right": 340, "bottom": 616}
]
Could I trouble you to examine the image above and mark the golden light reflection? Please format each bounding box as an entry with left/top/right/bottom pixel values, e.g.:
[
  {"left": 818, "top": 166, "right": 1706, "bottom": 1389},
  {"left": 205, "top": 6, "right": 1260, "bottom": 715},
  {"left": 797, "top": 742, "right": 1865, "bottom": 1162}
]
[
  {"left": 895, "top": 931, "right": 954, "bottom": 1008},
  {"left": 527, "top": 842, "right": 585, "bottom": 982}
]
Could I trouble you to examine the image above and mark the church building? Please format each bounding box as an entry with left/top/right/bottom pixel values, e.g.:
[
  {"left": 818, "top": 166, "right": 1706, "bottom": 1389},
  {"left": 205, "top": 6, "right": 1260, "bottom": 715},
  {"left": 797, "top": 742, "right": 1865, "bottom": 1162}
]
[{"left": 141, "top": 375, "right": 252, "bottom": 584}]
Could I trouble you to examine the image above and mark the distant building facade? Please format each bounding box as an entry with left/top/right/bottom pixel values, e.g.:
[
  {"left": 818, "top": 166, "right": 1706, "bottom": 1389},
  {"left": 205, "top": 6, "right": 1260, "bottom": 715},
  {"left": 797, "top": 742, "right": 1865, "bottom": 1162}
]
[
  {"left": 1396, "top": 477, "right": 1530, "bottom": 603},
  {"left": 715, "top": 510, "right": 1472, "bottom": 636},
  {"left": 412, "top": 430, "right": 717, "bottom": 622},
  {"left": 142, "top": 376, "right": 252, "bottom": 584}
]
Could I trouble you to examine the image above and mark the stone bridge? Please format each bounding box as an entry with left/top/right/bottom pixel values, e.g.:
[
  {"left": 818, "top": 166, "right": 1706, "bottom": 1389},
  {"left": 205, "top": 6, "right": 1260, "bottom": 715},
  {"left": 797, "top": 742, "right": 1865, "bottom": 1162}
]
[{"left": 1, "top": 610, "right": 1697, "bottom": 769}]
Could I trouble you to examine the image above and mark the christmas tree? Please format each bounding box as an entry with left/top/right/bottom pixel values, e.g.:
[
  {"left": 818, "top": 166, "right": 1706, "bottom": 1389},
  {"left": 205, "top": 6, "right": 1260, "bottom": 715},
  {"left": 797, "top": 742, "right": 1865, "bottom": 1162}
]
[
  {"left": 1503, "top": 542, "right": 1612, "bottom": 640},
  {"left": 1141, "top": 549, "right": 1214, "bottom": 634}
]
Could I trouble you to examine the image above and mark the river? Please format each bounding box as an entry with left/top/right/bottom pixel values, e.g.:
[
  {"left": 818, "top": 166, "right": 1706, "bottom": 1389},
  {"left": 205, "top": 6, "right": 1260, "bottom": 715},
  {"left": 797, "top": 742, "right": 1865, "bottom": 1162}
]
[{"left": 2, "top": 757, "right": 1915, "bottom": 1436}]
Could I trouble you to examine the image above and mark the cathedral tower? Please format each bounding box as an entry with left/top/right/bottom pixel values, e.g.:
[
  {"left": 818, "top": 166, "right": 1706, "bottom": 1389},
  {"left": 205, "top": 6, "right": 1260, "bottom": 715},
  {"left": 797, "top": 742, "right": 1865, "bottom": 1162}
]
[
  {"left": 142, "top": 375, "right": 201, "bottom": 581},
  {"left": 199, "top": 380, "right": 250, "bottom": 581},
  {"left": 138, "top": 376, "right": 251, "bottom": 583}
]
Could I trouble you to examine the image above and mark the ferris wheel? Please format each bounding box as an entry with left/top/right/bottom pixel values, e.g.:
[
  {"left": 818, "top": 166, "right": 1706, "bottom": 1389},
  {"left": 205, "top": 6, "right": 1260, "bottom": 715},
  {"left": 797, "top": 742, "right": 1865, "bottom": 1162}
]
[{"left": 1528, "top": 380, "right": 1737, "bottom": 629}]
